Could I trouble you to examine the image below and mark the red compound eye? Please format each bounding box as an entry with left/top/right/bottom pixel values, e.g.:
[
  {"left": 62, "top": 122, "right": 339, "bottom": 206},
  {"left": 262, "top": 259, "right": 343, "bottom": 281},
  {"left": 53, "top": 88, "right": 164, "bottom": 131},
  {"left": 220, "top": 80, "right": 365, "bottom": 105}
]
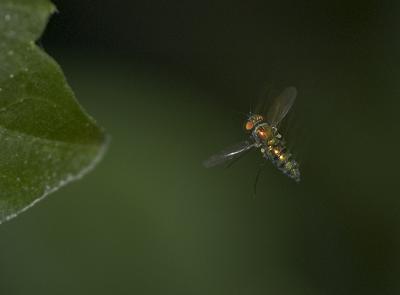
[{"left": 245, "top": 121, "right": 254, "bottom": 130}]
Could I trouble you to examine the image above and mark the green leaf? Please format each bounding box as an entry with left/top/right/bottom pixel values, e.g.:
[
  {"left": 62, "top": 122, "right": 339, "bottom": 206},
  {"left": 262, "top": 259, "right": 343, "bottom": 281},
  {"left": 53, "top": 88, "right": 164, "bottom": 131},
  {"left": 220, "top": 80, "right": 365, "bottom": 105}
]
[{"left": 0, "top": 0, "right": 108, "bottom": 223}]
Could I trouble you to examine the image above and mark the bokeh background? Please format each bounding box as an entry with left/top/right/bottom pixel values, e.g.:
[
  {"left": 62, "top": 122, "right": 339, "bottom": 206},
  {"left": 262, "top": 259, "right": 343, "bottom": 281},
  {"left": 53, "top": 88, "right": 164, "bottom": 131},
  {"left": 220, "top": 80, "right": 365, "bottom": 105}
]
[{"left": 0, "top": 0, "right": 399, "bottom": 294}]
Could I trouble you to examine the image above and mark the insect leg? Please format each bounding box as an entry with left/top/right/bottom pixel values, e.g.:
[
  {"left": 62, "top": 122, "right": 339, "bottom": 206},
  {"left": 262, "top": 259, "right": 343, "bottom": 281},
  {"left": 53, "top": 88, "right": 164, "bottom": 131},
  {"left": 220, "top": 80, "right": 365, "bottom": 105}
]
[
  {"left": 225, "top": 148, "right": 252, "bottom": 169},
  {"left": 253, "top": 163, "right": 266, "bottom": 197}
]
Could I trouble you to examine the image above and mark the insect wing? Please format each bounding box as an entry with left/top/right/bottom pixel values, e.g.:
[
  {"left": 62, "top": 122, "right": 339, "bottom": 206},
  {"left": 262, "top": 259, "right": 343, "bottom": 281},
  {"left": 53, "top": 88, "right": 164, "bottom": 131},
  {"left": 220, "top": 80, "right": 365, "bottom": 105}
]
[
  {"left": 203, "top": 140, "right": 255, "bottom": 168},
  {"left": 266, "top": 86, "right": 297, "bottom": 126}
]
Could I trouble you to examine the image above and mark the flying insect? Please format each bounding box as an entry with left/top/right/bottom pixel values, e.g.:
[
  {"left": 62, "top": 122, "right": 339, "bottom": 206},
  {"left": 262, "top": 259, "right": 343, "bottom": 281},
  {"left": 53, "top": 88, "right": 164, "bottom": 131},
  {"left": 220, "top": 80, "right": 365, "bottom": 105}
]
[{"left": 203, "top": 86, "right": 300, "bottom": 183}]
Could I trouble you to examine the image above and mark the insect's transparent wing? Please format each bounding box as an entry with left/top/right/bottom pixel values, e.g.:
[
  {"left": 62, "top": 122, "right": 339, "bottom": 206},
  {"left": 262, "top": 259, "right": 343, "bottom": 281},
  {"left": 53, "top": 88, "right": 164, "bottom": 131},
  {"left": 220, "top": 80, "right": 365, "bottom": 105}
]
[
  {"left": 266, "top": 86, "right": 297, "bottom": 126},
  {"left": 203, "top": 140, "right": 255, "bottom": 168},
  {"left": 252, "top": 83, "right": 275, "bottom": 115}
]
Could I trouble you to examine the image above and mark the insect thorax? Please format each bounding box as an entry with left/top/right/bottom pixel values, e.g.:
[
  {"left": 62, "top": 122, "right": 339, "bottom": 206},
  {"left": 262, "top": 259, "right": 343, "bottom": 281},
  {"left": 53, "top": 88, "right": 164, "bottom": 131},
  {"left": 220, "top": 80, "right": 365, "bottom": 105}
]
[{"left": 252, "top": 122, "right": 276, "bottom": 145}]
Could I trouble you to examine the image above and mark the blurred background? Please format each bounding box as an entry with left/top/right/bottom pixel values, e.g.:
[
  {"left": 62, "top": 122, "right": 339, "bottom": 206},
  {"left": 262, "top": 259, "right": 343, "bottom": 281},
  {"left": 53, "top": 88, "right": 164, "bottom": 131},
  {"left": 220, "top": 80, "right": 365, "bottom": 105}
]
[{"left": 0, "top": 0, "right": 399, "bottom": 294}]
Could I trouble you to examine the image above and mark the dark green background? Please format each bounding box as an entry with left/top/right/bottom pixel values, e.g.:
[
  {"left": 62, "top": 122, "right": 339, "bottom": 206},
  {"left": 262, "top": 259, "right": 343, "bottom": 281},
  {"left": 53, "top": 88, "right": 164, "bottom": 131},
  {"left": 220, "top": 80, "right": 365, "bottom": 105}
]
[{"left": 0, "top": 1, "right": 399, "bottom": 294}]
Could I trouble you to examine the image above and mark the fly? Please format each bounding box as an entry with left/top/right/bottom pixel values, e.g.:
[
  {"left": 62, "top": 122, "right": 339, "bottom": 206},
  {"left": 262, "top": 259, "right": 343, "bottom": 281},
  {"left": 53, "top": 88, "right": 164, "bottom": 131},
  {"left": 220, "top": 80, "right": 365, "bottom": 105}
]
[{"left": 203, "top": 86, "right": 300, "bottom": 184}]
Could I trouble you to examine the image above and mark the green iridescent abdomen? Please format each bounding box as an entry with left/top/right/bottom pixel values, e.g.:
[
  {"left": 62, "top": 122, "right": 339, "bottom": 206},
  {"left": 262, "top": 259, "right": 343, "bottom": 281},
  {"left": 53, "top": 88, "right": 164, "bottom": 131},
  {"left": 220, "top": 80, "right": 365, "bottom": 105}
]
[
  {"left": 260, "top": 132, "right": 300, "bottom": 182},
  {"left": 252, "top": 122, "right": 300, "bottom": 182}
]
